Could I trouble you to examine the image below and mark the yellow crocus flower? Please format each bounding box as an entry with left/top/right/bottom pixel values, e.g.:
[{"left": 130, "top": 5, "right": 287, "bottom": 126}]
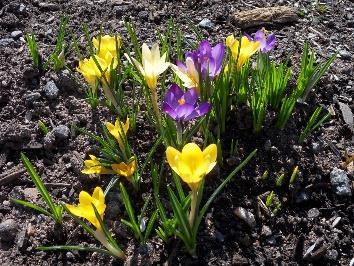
[
  {"left": 81, "top": 155, "right": 115, "bottom": 175},
  {"left": 66, "top": 187, "right": 106, "bottom": 230},
  {"left": 77, "top": 55, "right": 118, "bottom": 87},
  {"left": 226, "top": 35, "right": 260, "bottom": 70},
  {"left": 105, "top": 117, "right": 130, "bottom": 150},
  {"left": 92, "top": 35, "right": 121, "bottom": 59},
  {"left": 166, "top": 143, "right": 217, "bottom": 191},
  {"left": 112, "top": 157, "right": 136, "bottom": 179},
  {"left": 129, "top": 43, "right": 170, "bottom": 91}
]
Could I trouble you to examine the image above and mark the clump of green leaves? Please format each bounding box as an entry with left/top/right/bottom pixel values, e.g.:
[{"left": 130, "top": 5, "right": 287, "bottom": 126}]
[
  {"left": 299, "top": 106, "right": 331, "bottom": 143},
  {"left": 296, "top": 42, "right": 336, "bottom": 102}
]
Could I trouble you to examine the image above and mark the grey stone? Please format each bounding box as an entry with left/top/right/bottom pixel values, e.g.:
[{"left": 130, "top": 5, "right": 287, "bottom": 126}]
[
  {"left": 338, "top": 102, "right": 353, "bottom": 126},
  {"left": 338, "top": 49, "right": 351, "bottom": 60},
  {"left": 24, "top": 92, "right": 41, "bottom": 103},
  {"left": 56, "top": 70, "right": 76, "bottom": 91},
  {"left": 0, "top": 219, "right": 18, "bottom": 242},
  {"left": 0, "top": 38, "right": 14, "bottom": 47},
  {"left": 311, "top": 142, "right": 321, "bottom": 154},
  {"left": 52, "top": 125, "right": 70, "bottom": 140},
  {"left": 23, "top": 187, "right": 39, "bottom": 202},
  {"left": 261, "top": 225, "right": 272, "bottom": 237},
  {"left": 19, "top": 4, "right": 26, "bottom": 12},
  {"left": 330, "top": 168, "right": 352, "bottom": 196},
  {"left": 199, "top": 18, "right": 214, "bottom": 29},
  {"left": 234, "top": 207, "right": 256, "bottom": 228},
  {"left": 326, "top": 249, "right": 338, "bottom": 261},
  {"left": 43, "top": 81, "right": 59, "bottom": 100},
  {"left": 307, "top": 208, "right": 320, "bottom": 218},
  {"left": 11, "top": 31, "right": 23, "bottom": 39}
]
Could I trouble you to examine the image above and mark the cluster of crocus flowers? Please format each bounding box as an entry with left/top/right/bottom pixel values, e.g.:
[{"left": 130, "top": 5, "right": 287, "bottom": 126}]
[
  {"left": 245, "top": 28, "right": 276, "bottom": 53},
  {"left": 162, "top": 84, "right": 211, "bottom": 122},
  {"left": 226, "top": 34, "right": 260, "bottom": 70},
  {"left": 77, "top": 35, "right": 121, "bottom": 88},
  {"left": 77, "top": 34, "right": 121, "bottom": 108},
  {"left": 66, "top": 187, "right": 125, "bottom": 259},
  {"left": 166, "top": 143, "right": 217, "bottom": 225},
  {"left": 81, "top": 117, "right": 137, "bottom": 181},
  {"left": 172, "top": 40, "right": 225, "bottom": 95}
]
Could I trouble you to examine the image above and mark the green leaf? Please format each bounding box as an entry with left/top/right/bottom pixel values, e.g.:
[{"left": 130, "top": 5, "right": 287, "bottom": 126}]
[
  {"left": 11, "top": 198, "right": 53, "bottom": 218},
  {"left": 20, "top": 153, "right": 59, "bottom": 220},
  {"left": 144, "top": 210, "right": 158, "bottom": 242},
  {"left": 37, "top": 245, "right": 112, "bottom": 257},
  {"left": 167, "top": 187, "right": 191, "bottom": 241}
]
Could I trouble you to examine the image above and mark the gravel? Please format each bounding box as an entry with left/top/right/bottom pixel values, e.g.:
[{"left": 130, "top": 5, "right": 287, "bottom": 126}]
[
  {"left": 10, "top": 30, "right": 23, "bottom": 38},
  {"left": 330, "top": 167, "right": 352, "bottom": 197}
]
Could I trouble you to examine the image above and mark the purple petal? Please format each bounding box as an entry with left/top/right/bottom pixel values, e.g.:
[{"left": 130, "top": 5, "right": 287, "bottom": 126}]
[
  {"left": 264, "top": 34, "right": 276, "bottom": 52},
  {"left": 198, "top": 40, "right": 212, "bottom": 57},
  {"left": 162, "top": 102, "right": 178, "bottom": 120},
  {"left": 185, "top": 102, "right": 211, "bottom": 120},
  {"left": 163, "top": 84, "right": 183, "bottom": 109},
  {"left": 195, "top": 102, "right": 211, "bottom": 117},
  {"left": 244, "top": 32, "right": 253, "bottom": 41},
  {"left": 254, "top": 29, "right": 265, "bottom": 42},
  {"left": 183, "top": 88, "right": 198, "bottom": 105},
  {"left": 169, "top": 84, "right": 184, "bottom": 99},
  {"left": 211, "top": 43, "right": 225, "bottom": 76},
  {"left": 176, "top": 60, "right": 187, "bottom": 72},
  {"left": 175, "top": 104, "right": 195, "bottom": 120}
]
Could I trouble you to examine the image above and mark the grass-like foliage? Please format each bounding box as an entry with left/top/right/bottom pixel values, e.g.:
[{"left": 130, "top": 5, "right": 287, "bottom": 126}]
[
  {"left": 299, "top": 106, "right": 331, "bottom": 143},
  {"left": 11, "top": 153, "right": 63, "bottom": 224}
]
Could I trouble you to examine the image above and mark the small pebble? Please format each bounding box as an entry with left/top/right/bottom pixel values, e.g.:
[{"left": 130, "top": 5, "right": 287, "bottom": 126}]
[
  {"left": 330, "top": 167, "right": 352, "bottom": 197},
  {"left": 199, "top": 18, "right": 214, "bottom": 29},
  {"left": 307, "top": 208, "right": 320, "bottom": 219},
  {"left": 0, "top": 219, "right": 18, "bottom": 242},
  {"left": 0, "top": 38, "right": 14, "bottom": 47},
  {"left": 11, "top": 31, "right": 23, "bottom": 39},
  {"left": 24, "top": 92, "right": 41, "bottom": 103},
  {"left": 43, "top": 80, "right": 59, "bottom": 100},
  {"left": 261, "top": 225, "right": 272, "bottom": 237},
  {"left": 52, "top": 125, "right": 70, "bottom": 140},
  {"left": 234, "top": 207, "right": 256, "bottom": 228}
]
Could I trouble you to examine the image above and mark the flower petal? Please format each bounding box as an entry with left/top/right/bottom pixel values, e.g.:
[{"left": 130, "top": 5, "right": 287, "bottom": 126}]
[
  {"left": 166, "top": 146, "right": 181, "bottom": 176},
  {"left": 183, "top": 88, "right": 198, "bottom": 106}
]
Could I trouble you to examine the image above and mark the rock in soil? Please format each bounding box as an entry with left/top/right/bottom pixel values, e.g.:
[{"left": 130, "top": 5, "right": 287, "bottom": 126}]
[
  {"left": 43, "top": 80, "right": 59, "bottom": 100},
  {"left": 307, "top": 208, "right": 320, "bottom": 219},
  {"left": 330, "top": 167, "right": 352, "bottom": 196},
  {"left": 52, "top": 125, "right": 70, "bottom": 141},
  {"left": 199, "top": 18, "right": 214, "bottom": 29},
  {"left": 234, "top": 207, "right": 256, "bottom": 228},
  {"left": 0, "top": 219, "right": 18, "bottom": 242}
]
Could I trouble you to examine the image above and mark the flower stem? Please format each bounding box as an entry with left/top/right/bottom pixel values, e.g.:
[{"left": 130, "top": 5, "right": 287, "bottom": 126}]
[
  {"left": 176, "top": 122, "right": 183, "bottom": 147},
  {"left": 94, "top": 230, "right": 126, "bottom": 260},
  {"left": 188, "top": 189, "right": 198, "bottom": 227}
]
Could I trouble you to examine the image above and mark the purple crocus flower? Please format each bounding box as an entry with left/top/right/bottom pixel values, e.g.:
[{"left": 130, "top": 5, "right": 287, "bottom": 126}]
[
  {"left": 162, "top": 84, "right": 211, "bottom": 121},
  {"left": 246, "top": 28, "right": 276, "bottom": 53},
  {"left": 179, "top": 40, "right": 225, "bottom": 79}
]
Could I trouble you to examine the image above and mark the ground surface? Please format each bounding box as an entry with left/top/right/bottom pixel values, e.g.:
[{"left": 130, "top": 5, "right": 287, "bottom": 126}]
[{"left": 0, "top": 0, "right": 353, "bottom": 265}]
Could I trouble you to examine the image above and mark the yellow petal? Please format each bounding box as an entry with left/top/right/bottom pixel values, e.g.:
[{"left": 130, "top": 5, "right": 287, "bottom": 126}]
[
  {"left": 66, "top": 204, "right": 84, "bottom": 217},
  {"left": 79, "top": 191, "right": 93, "bottom": 206},
  {"left": 166, "top": 146, "right": 181, "bottom": 177},
  {"left": 92, "top": 187, "right": 105, "bottom": 204},
  {"left": 226, "top": 34, "right": 235, "bottom": 48}
]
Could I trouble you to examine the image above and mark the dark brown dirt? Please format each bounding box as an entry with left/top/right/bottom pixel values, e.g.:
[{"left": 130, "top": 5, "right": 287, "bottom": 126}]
[{"left": 0, "top": 0, "right": 353, "bottom": 265}]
